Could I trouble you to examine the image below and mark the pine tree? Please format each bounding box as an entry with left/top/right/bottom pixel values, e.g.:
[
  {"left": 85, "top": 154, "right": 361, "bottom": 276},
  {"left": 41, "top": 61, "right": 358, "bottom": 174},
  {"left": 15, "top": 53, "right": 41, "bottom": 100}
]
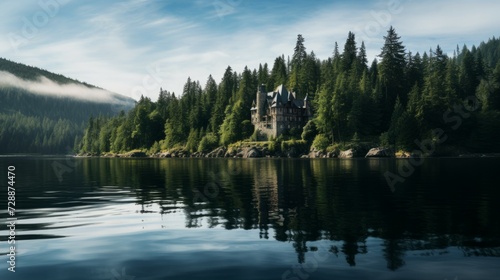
[
  {"left": 267, "top": 56, "right": 288, "bottom": 90},
  {"left": 378, "top": 26, "right": 407, "bottom": 130},
  {"left": 290, "top": 34, "right": 307, "bottom": 94},
  {"left": 420, "top": 46, "right": 450, "bottom": 132},
  {"left": 219, "top": 67, "right": 255, "bottom": 145},
  {"left": 210, "top": 66, "right": 234, "bottom": 134},
  {"left": 459, "top": 49, "right": 478, "bottom": 99},
  {"left": 341, "top": 32, "right": 357, "bottom": 72},
  {"left": 202, "top": 75, "right": 218, "bottom": 131}
]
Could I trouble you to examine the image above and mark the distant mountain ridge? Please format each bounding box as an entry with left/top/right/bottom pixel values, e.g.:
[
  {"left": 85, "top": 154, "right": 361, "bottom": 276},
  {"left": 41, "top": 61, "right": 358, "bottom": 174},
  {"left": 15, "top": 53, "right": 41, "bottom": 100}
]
[{"left": 0, "top": 57, "right": 136, "bottom": 154}]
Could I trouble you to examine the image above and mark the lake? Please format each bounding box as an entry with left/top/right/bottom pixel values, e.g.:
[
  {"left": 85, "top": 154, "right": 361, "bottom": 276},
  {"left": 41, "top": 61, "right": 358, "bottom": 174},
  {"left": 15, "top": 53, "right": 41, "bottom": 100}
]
[{"left": 1, "top": 156, "right": 499, "bottom": 280}]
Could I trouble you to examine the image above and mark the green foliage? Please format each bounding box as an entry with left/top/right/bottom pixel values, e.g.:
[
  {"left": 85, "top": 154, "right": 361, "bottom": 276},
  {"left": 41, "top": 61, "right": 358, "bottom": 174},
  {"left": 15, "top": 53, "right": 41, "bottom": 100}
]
[
  {"left": 210, "top": 67, "right": 235, "bottom": 133},
  {"left": 378, "top": 26, "right": 407, "bottom": 130},
  {"left": 198, "top": 133, "right": 219, "bottom": 152},
  {"left": 467, "top": 111, "right": 500, "bottom": 152},
  {"left": 185, "top": 129, "right": 200, "bottom": 153},
  {"left": 74, "top": 31, "right": 500, "bottom": 156},
  {"left": 301, "top": 120, "right": 318, "bottom": 143},
  {"left": 379, "top": 132, "right": 390, "bottom": 147},
  {"left": 149, "top": 141, "right": 161, "bottom": 154},
  {"left": 312, "top": 134, "right": 330, "bottom": 151},
  {"left": 267, "top": 56, "right": 288, "bottom": 90},
  {"left": 268, "top": 138, "right": 278, "bottom": 153},
  {"left": 241, "top": 120, "right": 254, "bottom": 139},
  {"left": 281, "top": 139, "right": 309, "bottom": 154},
  {"left": 0, "top": 87, "right": 132, "bottom": 154},
  {"left": 476, "top": 61, "right": 500, "bottom": 112},
  {"left": 351, "top": 132, "right": 360, "bottom": 143},
  {"left": 249, "top": 130, "right": 260, "bottom": 141},
  {"left": 219, "top": 67, "right": 257, "bottom": 146}
]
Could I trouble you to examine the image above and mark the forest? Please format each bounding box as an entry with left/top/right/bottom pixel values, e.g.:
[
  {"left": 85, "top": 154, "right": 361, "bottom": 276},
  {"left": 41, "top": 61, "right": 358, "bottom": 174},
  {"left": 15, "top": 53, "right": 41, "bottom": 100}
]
[
  {"left": 0, "top": 58, "right": 135, "bottom": 154},
  {"left": 63, "top": 28, "right": 500, "bottom": 155}
]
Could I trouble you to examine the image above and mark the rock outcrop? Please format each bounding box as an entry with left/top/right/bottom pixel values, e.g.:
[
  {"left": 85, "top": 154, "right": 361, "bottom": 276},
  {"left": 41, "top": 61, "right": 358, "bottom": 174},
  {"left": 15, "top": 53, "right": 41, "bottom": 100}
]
[
  {"left": 365, "top": 147, "right": 394, "bottom": 158},
  {"left": 244, "top": 147, "right": 262, "bottom": 158},
  {"left": 206, "top": 147, "right": 227, "bottom": 158}
]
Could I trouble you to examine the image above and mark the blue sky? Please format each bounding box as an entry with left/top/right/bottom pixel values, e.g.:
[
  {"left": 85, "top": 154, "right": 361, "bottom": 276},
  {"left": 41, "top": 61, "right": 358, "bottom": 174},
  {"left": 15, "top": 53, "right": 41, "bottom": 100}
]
[{"left": 1, "top": 0, "right": 499, "bottom": 101}]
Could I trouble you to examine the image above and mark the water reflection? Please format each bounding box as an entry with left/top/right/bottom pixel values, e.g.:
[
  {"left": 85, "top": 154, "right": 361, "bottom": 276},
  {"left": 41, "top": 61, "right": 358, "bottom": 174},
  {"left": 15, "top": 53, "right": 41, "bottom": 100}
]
[{"left": 2, "top": 157, "right": 500, "bottom": 272}]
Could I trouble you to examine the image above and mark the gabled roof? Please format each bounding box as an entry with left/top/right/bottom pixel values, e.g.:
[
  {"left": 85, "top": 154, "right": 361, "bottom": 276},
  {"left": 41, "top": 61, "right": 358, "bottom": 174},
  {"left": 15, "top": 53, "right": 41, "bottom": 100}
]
[
  {"left": 251, "top": 100, "right": 257, "bottom": 110},
  {"left": 257, "top": 84, "right": 308, "bottom": 109},
  {"left": 275, "top": 84, "right": 290, "bottom": 105}
]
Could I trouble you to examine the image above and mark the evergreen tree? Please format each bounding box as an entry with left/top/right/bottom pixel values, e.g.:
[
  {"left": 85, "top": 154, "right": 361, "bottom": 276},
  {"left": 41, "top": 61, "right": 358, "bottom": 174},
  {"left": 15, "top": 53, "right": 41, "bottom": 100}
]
[
  {"left": 341, "top": 32, "right": 357, "bottom": 72},
  {"left": 267, "top": 56, "right": 288, "bottom": 90},
  {"left": 459, "top": 49, "right": 479, "bottom": 99},
  {"left": 378, "top": 26, "right": 407, "bottom": 130},
  {"left": 290, "top": 34, "right": 307, "bottom": 94},
  {"left": 210, "top": 67, "right": 234, "bottom": 133},
  {"left": 202, "top": 75, "right": 218, "bottom": 130},
  {"left": 220, "top": 67, "right": 255, "bottom": 145}
]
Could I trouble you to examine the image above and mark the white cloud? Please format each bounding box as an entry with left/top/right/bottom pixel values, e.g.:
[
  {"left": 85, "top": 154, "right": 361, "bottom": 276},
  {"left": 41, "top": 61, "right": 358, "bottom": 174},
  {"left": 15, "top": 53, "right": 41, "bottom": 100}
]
[
  {"left": 1, "top": 0, "right": 498, "bottom": 101},
  {"left": 0, "top": 71, "right": 129, "bottom": 104}
]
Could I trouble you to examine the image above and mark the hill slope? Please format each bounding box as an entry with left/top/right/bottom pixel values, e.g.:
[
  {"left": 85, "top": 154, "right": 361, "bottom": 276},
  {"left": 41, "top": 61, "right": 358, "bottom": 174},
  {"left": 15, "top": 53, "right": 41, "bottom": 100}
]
[{"left": 0, "top": 58, "right": 135, "bottom": 154}]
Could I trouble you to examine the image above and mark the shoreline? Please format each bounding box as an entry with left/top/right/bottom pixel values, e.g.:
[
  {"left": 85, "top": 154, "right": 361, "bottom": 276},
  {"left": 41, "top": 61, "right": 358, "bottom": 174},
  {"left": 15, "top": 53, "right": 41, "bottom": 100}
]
[{"left": 74, "top": 146, "right": 500, "bottom": 159}]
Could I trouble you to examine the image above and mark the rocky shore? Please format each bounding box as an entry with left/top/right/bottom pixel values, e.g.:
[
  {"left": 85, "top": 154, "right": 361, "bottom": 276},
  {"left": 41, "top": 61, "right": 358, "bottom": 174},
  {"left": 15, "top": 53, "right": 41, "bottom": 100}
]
[
  {"left": 77, "top": 145, "right": 500, "bottom": 159},
  {"left": 78, "top": 146, "right": 397, "bottom": 159}
]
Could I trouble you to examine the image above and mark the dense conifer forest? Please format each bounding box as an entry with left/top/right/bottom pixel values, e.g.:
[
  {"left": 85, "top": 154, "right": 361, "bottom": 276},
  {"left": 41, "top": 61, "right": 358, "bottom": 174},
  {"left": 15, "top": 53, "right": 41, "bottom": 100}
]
[
  {"left": 0, "top": 58, "right": 135, "bottom": 154},
  {"left": 78, "top": 28, "right": 500, "bottom": 156},
  {"left": 3, "top": 28, "right": 500, "bottom": 155}
]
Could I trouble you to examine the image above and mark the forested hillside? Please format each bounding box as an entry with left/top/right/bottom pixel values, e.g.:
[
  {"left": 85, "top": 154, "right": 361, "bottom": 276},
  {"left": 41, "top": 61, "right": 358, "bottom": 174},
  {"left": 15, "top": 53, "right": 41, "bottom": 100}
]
[
  {"left": 0, "top": 58, "right": 135, "bottom": 154},
  {"left": 79, "top": 28, "right": 500, "bottom": 155}
]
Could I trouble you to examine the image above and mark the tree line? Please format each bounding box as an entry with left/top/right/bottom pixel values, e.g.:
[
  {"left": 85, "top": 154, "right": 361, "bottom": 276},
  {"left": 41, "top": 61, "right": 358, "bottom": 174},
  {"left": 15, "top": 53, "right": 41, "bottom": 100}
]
[
  {"left": 0, "top": 56, "right": 137, "bottom": 154},
  {"left": 78, "top": 27, "right": 500, "bottom": 155},
  {"left": 0, "top": 87, "right": 132, "bottom": 154}
]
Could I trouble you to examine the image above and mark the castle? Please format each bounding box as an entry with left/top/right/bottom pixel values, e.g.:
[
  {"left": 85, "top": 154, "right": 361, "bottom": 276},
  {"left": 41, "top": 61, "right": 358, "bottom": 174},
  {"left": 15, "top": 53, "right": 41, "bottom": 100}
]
[{"left": 251, "top": 84, "right": 312, "bottom": 140}]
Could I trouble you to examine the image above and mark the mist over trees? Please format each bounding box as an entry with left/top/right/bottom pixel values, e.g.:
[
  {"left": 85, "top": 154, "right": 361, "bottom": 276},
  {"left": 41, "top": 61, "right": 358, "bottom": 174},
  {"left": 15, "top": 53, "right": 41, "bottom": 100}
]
[
  {"left": 0, "top": 58, "right": 135, "bottom": 154},
  {"left": 71, "top": 29, "right": 500, "bottom": 154}
]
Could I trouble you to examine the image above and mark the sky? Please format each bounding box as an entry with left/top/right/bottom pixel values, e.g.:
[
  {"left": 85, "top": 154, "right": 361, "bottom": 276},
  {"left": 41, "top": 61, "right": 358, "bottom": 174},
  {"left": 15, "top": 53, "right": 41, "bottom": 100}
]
[{"left": 1, "top": 0, "right": 499, "bottom": 101}]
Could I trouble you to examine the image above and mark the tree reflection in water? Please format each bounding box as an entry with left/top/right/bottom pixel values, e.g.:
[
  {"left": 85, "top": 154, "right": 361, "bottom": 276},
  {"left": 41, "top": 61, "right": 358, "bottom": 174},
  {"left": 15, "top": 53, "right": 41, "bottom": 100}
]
[{"left": 66, "top": 158, "right": 500, "bottom": 269}]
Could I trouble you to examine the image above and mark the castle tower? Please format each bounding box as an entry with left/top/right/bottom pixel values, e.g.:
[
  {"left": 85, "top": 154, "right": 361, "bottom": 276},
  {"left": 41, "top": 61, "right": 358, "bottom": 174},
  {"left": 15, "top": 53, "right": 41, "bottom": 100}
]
[{"left": 256, "top": 84, "right": 266, "bottom": 119}]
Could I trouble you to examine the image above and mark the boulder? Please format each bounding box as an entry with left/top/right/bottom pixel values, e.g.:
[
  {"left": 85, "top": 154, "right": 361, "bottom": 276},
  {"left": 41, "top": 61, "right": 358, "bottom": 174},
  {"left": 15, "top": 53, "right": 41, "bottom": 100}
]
[
  {"left": 339, "top": 149, "right": 355, "bottom": 158},
  {"left": 129, "top": 151, "right": 147, "bottom": 158},
  {"left": 327, "top": 151, "right": 337, "bottom": 158},
  {"left": 245, "top": 147, "right": 262, "bottom": 158},
  {"left": 206, "top": 147, "right": 227, "bottom": 158},
  {"left": 308, "top": 148, "right": 324, "bottom": 158},
  {"left": 365, "top": 147, "right": 394, "bottom": 158}
]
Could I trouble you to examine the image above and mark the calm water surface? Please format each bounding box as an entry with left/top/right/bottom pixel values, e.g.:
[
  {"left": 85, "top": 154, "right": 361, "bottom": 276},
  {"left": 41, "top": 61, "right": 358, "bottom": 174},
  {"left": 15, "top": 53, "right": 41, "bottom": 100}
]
[{"left": 0, "top": 157, "right": 499, "bottom": 280}]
